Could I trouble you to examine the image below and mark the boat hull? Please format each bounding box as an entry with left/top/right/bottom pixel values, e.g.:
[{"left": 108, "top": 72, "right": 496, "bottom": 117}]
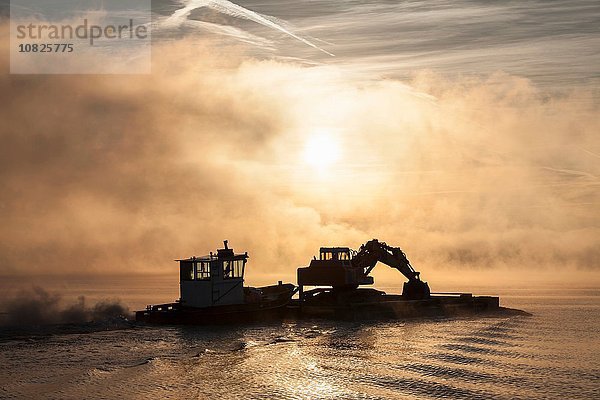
[{"left": 136, "top": 283, "right": 295, "bottom": 325}]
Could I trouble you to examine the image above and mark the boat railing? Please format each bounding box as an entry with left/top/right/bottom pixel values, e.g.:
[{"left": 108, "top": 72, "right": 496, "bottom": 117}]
[{"left": 146, "top": 303, "right": 180, "bottom": 312}]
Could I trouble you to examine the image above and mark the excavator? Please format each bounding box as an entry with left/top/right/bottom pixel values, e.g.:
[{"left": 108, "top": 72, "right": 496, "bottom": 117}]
[{"left": 297, "top": 239, "right": 431, "bottom": 300}]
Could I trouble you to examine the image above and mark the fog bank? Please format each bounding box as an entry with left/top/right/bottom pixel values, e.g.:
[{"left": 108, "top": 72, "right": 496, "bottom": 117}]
[{"left": 1, "top": 23, "right": 598, "bottom": 285}]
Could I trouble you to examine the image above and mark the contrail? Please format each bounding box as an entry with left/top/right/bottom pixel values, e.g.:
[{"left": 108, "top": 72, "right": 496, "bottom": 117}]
[
  {"left": 162, "top": 0, "right": 334, "bottom": 56},
  {"left": 580, "top": 147, "right": 600, "bottom": 159},
  {"left": 186, "top": 20, "right": 276, "bottom": 49},
  {"left": 543, "top": 166, "right": 597, "bottom": 180}
]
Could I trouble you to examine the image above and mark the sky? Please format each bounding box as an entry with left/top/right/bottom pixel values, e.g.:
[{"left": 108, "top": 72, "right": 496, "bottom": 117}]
[{"left": 0, "top": 0, "right": 599, "bottom": 291}]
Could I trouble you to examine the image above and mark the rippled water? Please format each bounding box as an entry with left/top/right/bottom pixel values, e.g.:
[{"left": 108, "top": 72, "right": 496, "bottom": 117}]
[{"left": 1, "top": 289, "right": 598, "bottom": 399}]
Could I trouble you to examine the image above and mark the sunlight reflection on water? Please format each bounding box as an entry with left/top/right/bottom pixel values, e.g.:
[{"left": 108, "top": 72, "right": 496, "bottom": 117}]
[{"left": 1, "top": 289, "right": 598, "bottom": 399}]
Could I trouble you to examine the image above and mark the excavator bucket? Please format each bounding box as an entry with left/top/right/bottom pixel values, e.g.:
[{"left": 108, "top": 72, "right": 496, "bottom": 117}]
[{"left": 402, "top": 280, "right": 431, "bottom": 300}]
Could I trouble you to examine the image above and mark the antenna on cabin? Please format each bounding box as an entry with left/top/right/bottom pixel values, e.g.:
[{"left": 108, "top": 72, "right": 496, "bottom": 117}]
[{"left": 224, "top": 240, "right": 229, "bottom": 250}]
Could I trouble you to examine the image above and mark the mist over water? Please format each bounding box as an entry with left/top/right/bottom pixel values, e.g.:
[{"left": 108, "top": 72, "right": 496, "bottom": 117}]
[
  {"left": 1, "top": 286, "right": 130, "bottom": 327},
  {"left": 0, "top": 31, "right": 598, "bottom": 281}
]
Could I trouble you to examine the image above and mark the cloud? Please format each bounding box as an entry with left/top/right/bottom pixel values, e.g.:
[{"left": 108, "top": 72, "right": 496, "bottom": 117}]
[{"left": 0, "top": 22, "right": 598, "bottom": 287}]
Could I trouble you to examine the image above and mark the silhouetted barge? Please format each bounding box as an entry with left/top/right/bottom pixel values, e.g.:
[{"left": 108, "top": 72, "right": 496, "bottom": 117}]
[
  {"left": 136, "top": 241, "right": 295, "bottom": 324},
  {"left": 137, "top": 239, "right": 526, "bottom": 325}
]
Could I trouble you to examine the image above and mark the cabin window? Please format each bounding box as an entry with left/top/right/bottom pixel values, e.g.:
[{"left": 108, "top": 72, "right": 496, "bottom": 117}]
[
  {"left": 223, "top": 259, "right": 244, "bottom": 279},
  {"left": 196, "top": 261, "right": 211, "bottom": 280},
  {"left": 180, "top": 261, "right": 193, "bottom": 281},
  {"left": 320, "top": 250, "right": 349, "bottom": 261}
]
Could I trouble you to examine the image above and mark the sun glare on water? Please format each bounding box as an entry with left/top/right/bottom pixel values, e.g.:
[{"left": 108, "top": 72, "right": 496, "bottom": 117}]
[{"left": 302, "top": 133, "right": 341, "bottom": 171}]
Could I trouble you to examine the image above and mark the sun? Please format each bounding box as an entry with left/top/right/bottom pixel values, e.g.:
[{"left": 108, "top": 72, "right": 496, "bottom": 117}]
[{"left": 302, "top": 132, "right": 341, "bottom": 170}]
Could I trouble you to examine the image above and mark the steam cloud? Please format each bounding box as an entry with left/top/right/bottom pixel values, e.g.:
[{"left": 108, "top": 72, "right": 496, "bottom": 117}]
[
  {"left": 2, "top": 286, "right": 130, "bottom": 326},
  {"left": 0, "top": 21, "right": 598, "bottom": 286}
]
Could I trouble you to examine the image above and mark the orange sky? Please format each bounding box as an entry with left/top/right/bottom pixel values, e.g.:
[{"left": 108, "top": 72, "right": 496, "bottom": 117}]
[{"left": 1, "top": 24, "right": 599, "bottom": 288}]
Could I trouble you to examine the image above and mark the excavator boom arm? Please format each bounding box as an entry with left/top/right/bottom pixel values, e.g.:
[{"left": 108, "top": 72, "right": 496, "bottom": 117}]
[
  {"left": 352, "top": 239, "right": 430, "bottom": 299},
  {"left": 354, "top": 239, "right": 420, "bottom": 281}
]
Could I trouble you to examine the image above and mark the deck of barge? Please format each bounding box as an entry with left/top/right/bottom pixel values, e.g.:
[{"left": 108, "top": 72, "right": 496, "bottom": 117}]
[{"left": 285, "top": 291, "right": 519, "bottom": 321}]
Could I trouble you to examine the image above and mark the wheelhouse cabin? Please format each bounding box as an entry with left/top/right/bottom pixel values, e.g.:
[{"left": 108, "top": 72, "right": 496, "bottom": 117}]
[{"left": 177, "top": 240, "right": 247, "bottom": 308}]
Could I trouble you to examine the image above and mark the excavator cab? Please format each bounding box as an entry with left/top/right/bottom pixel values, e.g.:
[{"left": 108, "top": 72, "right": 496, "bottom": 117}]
[
  {"left": 319, "top": 247, "right": 352, "bottom": 261},
  {"left": 298, "top": 247, "right": 373, "bottom": 289}
]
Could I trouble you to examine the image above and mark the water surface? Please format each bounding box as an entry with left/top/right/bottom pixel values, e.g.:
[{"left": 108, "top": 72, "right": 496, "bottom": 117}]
[{"left": 1, "top": 288, "right": 598, "bottom": 399}]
